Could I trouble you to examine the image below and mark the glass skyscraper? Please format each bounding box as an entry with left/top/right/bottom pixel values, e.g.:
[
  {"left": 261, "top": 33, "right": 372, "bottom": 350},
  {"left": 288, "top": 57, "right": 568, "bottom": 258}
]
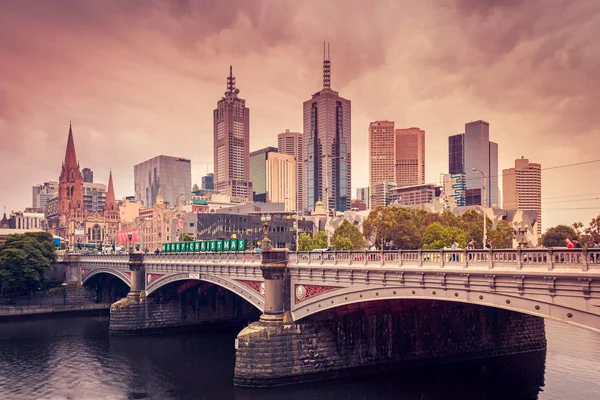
[
  {"left": 303, "top": 44, "right": 351, "bottom": 214},
  {"left": 249, "top": 147, "right": 278, "bottom": 202},
  {"left": 134, "top": 155, "right": 192, "bottom": 207},
  {"left": 447, "top": 120, "right": 499, "bottom": 207}
]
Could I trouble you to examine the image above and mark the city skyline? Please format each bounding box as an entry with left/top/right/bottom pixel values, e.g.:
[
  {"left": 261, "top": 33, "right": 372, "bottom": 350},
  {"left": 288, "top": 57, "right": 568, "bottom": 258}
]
[{"left": 1, "top": 0, "right": 599, "bottom": 230}]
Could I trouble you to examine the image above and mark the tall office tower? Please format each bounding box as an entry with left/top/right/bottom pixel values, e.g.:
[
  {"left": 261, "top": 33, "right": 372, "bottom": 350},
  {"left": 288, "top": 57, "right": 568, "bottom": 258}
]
[
  {"left": 278, "top": 129, "right": 303, "bottom": 214},
  {"left": 303, "top": 44, "right": 351, "bottom": 214},
  {"left": 83, "top": 182, "right": 106, "bottom": 214},
  {"left": 213, "top": 66, "right": 252, "bottom": 200},
  {"left": 503, "top": 157, "right": 542, "bottom": 235},
  {"left": 395, "top": 127, "right": 425, "bottom": 187},
  {"left": 82, "top": 168, "right": 94, "bottom": 183},
  {"left": 266, "top": 152, "right": 297, "bottom": 212},
  {"left": 447, "top": 120, "right": 498, "bottom": 207},
  {"left": 32, "top": 181, "right": 58, "bottom": 209},
  {"left": 249, "top": 147, "right": 278, "bottom": 202},
  {"left": 356, "top": 187, "right": 370, "bottom": 208},
  {"left": 201, "top": 173, "right": 214, "bottom": 190},
  {"left": 134, "top": 155, "right": 192, "bottom": 207},
  {"left": 368, "top": 121, "right": 395, "bottom": 208}
]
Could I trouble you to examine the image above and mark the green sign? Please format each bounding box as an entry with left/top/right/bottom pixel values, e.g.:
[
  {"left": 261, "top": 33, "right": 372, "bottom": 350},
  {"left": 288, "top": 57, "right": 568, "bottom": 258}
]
[
  {"left": 194, "top": 242, "right": 200, "bottom": 252},
  {"left": 238, "top": 239, "right": 246, "bottom": 251},
  {"left": 200, "top": 241, "right": 207, "bottom": 252},
  {"left": 223, "top": 240, "right": 230, "bottom": 251},
  {"left": 209, "top": 240, "right": 216, "bottom": 252},
  {"left": 175, "top": 242, "right": 182, "bottom": 252},
  {"left": 216, "top": 240, "right": 223, "bottom": 251},
  {"left": 230, "top": 239, "right": 238, "bottom": 251}
]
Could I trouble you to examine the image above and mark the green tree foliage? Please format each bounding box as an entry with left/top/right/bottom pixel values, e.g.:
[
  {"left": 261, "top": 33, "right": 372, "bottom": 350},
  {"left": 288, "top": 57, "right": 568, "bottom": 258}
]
[
  {"left": 298, "top": 231, "right": 328, "bottom": 251},
  {"left": 459, "top": 210, "right": 493, "bottom": 248},
  {"left": 332, "top": 220, "right": 365, "bottom": 250},
  {"left": 540, "top": 225, "right": 578, "bottom": 247},
  {"left": 422, "top": 222, "right": 467, "bottom": 250},
  {"left": 487, "top": 220, "right": 514, "bottom": 249},
  {"left": 0, "top": 232, "right": 56, "bottom": 294},
  {"left": 179, "top": 232, "right": 194, "bottom": 242},
  {"left": 585, "top": 215, "right": 600, "bottom": 242},
  {"left": 332, "top": 236, "right": 354, "bottom": 251}
]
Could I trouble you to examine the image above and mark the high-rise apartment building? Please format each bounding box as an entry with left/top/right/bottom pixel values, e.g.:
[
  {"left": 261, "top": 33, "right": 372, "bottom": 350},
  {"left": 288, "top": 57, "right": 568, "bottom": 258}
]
[
  {"left": 213, "top": 66, "right": 252, "bottom": 200},
  {"left": 249, "top": 147, "right": 278, "bottom": 202},
  {"left": 372, "top": 182, "right": 397, "bottom": 207},
  {"left": 447, "top": 120, "right": 498, "bottom": 207},
  {"left": 134, "top": 155, "right": 192, "bottom": 207},
  {"left": 32, "top": 181, "right": 58, "bottom": 210},
  {"left": 201, "top": 173, "right": 214, "bottom": 190},
  {"left": 278, "top": 129, "right": 303, "bottom": 214},
  {"left": 303, "top": 44, "right": 351, "bottom": 213},
  {"left": 356, "top": 187, "right": 370, "bottom": 208},
  {"left": 369, "top": 121, "right": 395, "bottom": 207},
  {"left": 395, "top": 127, "right": 425, "bottom": 187},
  {"left": 83, "top": 182, "right": 106, "bottom": 214},
  {"left": 503, "top": 157, "right": 542, "bottom": 235},
  {"left": 368, "top": 122, "right": 425, "bottom": 207},
  {"left": 266, "top": 152, "right": 297, "bottom": 212},
  {"left": 82, "top": 168, "right": 94, "bottom": 183}
]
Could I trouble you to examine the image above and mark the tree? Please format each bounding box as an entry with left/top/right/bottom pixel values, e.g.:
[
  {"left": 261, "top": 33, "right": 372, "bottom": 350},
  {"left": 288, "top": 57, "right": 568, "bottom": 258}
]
[
  {"left": 0, "top": 232, "right": 55, "bottom": 294},
  {"left": 179, "top": 232, "right": 194, "bottom": 242},
  {"left": 585, "top": 215, "right": 600, "bottom": 242},
  {"left": 540, "top": 225, "right": 578, "bottom": 247},
  {"left": 421, "top": 222, "right": 467, "bottom": 250},
  {"left": 332, "top": 220, "right": 365, "bottom": 250},
  {"left": 298, "top": 231, "right": 328, "bottom": 251},
  {"left": 487, "top": 220, "right": 514, "bottom": 249},
  {"left": 459, "top": 210, "right": 493, "bottom": 248},
  {"left": 572, "top": 221, "right": 584, "bottom": 234},
  {"left": 332, "top": 236, "right": 354, "bottom": 251},
  {"left": 363, "top": 206, "right": 397, "bottom": 247}
]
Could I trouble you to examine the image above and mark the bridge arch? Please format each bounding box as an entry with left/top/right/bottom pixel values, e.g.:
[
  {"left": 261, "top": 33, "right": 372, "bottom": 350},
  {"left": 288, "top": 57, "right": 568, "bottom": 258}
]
[
  {"left": 81, "top": 268, "right": 131, "bottom": 288},
  {"left": 146, "top": 273, "right": 264, "bottom": 312},
  {"left": 292, "top": 285, "right": 600, "bottom": 334}
]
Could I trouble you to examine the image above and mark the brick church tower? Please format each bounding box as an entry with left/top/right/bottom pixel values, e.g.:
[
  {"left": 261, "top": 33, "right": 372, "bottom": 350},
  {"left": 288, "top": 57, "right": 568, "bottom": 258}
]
[
  {"left": 58, "top": 123, "right": 85, "bottom": 243},
  {"left": 103, "top": 170, "right": 121, "bottom": 246}
]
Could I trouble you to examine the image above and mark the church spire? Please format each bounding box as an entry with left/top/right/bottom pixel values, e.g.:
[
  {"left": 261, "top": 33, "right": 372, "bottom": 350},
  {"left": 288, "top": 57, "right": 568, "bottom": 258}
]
[
  {"left": 322, "top": 42, "right": 331, "bottom": 89},
  {"left": 105, "top": 170, "right": 116, "bottom": 212},
  {"left": 64, "top": 121, "right": 78, "bottom": 167}
]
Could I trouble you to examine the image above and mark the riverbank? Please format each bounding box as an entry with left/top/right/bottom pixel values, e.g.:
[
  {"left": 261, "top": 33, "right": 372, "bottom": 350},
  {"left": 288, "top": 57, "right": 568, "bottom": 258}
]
[{"left": 0, "top": 303, "right": 110, "bottom": 321}]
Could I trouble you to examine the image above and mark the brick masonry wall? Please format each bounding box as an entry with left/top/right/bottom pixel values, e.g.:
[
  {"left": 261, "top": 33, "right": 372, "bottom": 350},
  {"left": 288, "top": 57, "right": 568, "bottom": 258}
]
[
  {"left": 109, "top": 287, "right": 260, "bottom": 335},
  {"left": 234, "top": 300, "right": 547, "bottom": 387}
]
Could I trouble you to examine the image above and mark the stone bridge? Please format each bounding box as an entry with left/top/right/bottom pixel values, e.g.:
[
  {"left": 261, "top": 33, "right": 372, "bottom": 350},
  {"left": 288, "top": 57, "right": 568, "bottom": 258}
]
[{"left": 76, "top": 248, "right": 600, "bottom": 387}]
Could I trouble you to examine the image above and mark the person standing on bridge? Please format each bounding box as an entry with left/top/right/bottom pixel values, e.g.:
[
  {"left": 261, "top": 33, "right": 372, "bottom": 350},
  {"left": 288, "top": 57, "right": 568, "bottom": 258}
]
[
  {"left": 566, "top": 238, "right": 574, "bottom": 248},
  {"left": 573, "top": 239, "right": 582, "bottom": 249},
  {"left": 485, "top": 239, "right": 493, "bottom": 250}
]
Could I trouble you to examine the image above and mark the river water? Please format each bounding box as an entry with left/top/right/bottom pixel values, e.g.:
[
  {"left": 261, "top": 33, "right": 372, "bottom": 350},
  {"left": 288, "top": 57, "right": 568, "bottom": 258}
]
[{"left": 0, "top": 315, "right": 599, "bottom": 400}]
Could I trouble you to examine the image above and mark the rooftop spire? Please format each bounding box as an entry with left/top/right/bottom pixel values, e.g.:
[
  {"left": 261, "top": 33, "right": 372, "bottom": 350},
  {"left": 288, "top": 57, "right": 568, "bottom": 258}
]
[
  {"left": 105, "top": 170, "right": 116, "bottom": 210},
  {"left": 64, "top": 121, "right": 78, "bottom": 167},
  {"left": 323, "top": 42, "right": 331, "bottom": 89},
  {"left": 225, "top": 65, "right": 239, "bottom": 98}
]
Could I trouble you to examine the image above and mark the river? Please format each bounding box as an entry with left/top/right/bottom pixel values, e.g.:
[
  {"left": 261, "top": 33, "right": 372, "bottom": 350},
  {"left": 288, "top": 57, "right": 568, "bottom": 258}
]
[{"left": 0, "top": 315, "right": 599, "bottom": 400}]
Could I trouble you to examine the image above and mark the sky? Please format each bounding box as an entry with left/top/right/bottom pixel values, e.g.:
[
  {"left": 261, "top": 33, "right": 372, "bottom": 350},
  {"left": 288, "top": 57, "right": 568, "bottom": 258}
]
[{"left": 0, "top": 0, "right": 599, "bottom": 231}]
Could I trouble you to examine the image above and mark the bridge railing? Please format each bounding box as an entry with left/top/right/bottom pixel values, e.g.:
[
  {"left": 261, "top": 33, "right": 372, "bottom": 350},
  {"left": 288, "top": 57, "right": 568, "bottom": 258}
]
[
  {"left": 288, "top": 249, "right": 600, "bottom": 271},
  {"left": 143, "top": 252, "right": 262, "bottom": 264}
]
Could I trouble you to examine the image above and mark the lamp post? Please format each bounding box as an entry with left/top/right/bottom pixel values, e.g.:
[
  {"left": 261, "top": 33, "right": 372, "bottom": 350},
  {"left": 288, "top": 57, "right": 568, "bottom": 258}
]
[
  {"left": 260, "top": 213, "right": 272, "bottom": 251},
  {"left": 471, "top": 168, "right": 487, "bottom": 248}
]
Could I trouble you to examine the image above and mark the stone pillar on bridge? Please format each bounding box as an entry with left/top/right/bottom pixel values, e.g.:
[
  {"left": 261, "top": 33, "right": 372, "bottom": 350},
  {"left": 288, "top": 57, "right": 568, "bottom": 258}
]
[
  {"left": 259, "top": 249, "right": 289, "bottom": 323},
  {"left": 127, "top": 252, "right": 146, "bottom": 299}
]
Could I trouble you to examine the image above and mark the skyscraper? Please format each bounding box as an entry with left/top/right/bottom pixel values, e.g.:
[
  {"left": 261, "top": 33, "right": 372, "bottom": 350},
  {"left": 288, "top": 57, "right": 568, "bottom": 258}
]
[
  {"left": 32, "top": 181, "right": 58, "bottom": 210},
  {"left": 201, "top": 173, "right": 214, "bottom": 190},
  {"left": 369, "top": 121, "right": 395, "bottom": 208},
  {"left": 303, "top": 44, "right": 351, "bottom": 213},
  {"left": 214, "top": 66, "right": 252, "bottom": 200},
  {"left": 266, "top": 152, "right": 297, "bottom": 212},
  {"left": 82, "top": 168, "right": 94, "bottom": 183},
  {"left": 503, "top": 157, "right": 542, "bottom": 235},
  {"left": 278, "top": 129, "right": 303, "bottom": 214},
  {"left": 134, "top": 155, "right": 192, "bottom": 207},
  {"left": 395, "top": 127, "right": 425, "bottom": 187},
  {"left": 447, "top": 120, "right": 498, "bottom": 207},
  {"left": 249, "top": 147, "right": 278, "bottom": 202}
]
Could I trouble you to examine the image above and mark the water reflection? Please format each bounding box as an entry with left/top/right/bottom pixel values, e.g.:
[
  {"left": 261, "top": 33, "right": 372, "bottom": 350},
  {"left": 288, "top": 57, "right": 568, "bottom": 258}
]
[{"left": 0, "top": 317, "right": 599, "bottom": 400}]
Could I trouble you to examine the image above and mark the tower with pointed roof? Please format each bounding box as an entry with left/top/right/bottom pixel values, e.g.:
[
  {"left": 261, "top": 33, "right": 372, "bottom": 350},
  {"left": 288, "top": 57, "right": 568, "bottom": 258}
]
[
  {"left": 57, "top": 122, "right": 85, "bottom": 241},
  {"left": 213, "top": 66, "right": 253, "bottom": 201},
  {"left": 103, "top": 170, "right": 121, "bottom": 244},
  {"left": 303, "top": 43, "right": 352, "bottom": 214}
]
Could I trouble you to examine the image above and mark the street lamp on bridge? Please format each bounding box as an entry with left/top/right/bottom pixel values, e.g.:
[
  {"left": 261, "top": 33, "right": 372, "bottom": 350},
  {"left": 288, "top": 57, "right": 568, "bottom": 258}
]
[
  {"left": 260, "top": 213, "right": 272, "bottom": 251},
  {"left": 472, "top": 167, "right": 487, "bottom": 248}
]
